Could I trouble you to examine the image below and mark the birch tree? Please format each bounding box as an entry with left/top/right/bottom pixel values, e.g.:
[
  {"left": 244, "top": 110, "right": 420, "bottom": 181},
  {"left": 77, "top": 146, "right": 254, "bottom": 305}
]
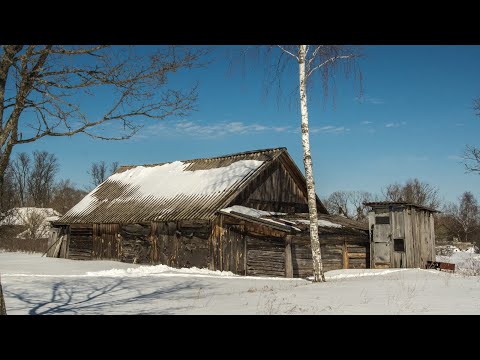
[
  {"left": 0, "top": 45, "right": 208, "bottom": 188},
  {"left": 247, "top": 45, "right": 361, "bottom": 282}
]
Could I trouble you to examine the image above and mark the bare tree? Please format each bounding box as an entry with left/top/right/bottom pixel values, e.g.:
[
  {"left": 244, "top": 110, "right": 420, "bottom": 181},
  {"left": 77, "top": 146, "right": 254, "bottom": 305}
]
[
  {"left": 464, "top": 145, "right": 480, "bottom": 174},
  {"left": 443, "top": 193, "right": 479, "bottom": 242},
  {"left": 383, "top": 178, "right": 440, "bottom": 209},
  {"left": 89, "top": 161, "right": 108, "bottom": 187},
  {"left": 324, "top": 191, "right": 351, "bottom": 217},
  {"left": 0, "top": 164, "right": 15, "bottom": 213},
  {"left": 464, "top": 98, "right": 480, "bottom": 174},
  {"left": 0, "top": 45, "right": 209, "bottom": 189},
  {"left": 88, "top": 160, "right": 120, "bottom": 187},
  {"left": 110, "top": 161, "right": 119, "bottom": 174},
  {"left": 457, "top": 192, "right": 479, "bottom": 242},
  {"left": 349, "top": 191, "right": 374, "bottom": 222},
  {"left": 10, "top": 152, "right": 30, "bottom": 206},
  {"left": 51, "top": 179, "right": 87, "bottom": 214},
  {"left": 324, "top": 190, "right": 374, "bottom": 222},
  {"left": 28, "top": 151, "right": 58, "bottom": 207},
  {"left": 245, "top": 45, "right": 361, "bottom": 282}
]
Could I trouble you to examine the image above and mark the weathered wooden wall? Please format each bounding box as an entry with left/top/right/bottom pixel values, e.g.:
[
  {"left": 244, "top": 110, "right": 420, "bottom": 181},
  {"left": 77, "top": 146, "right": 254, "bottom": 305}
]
[
  {"left": 228, "top": 157, "right": 326, "bottom": 214},
  {"left": 120, "top": 223, "right": 151, "bottom": 264},
  {"left": 93, "top": 223, "right": 121, "bottom": 260},
  {"left": 152, "top": 220, "right": 210, "bottom": 268},
  {"left": 68, "top": 224, "right": 93, "bottom": 260},
  {"left": 210, "top": 217, "right": 246, "bottom": 274},
  {"left": 369, "top": 205, "right": 436, "bottom": 269},
  {"left": 213, "top": 214, "right": 369, "bottom": 278},
  {"left": 290, "top": 233, "right": 370, "bottom": 278}
]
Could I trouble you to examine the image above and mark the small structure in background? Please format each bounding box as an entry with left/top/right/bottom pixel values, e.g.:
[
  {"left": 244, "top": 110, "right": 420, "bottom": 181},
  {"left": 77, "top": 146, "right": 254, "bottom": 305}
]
[{"left": 364, "top": 202, "right": 439, "bottom": 269}]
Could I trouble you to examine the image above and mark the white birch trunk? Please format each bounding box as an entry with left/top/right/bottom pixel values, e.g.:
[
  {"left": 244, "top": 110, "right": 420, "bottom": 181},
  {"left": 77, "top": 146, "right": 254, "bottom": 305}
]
[{"left": 298, "top": 45, "right": 325, "bottom": 282}]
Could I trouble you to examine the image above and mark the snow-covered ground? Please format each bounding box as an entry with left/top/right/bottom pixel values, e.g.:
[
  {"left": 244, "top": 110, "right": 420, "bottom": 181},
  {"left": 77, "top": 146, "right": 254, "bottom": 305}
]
[{"left": 1, "top": 252, "right": 480, "bottom": 315}]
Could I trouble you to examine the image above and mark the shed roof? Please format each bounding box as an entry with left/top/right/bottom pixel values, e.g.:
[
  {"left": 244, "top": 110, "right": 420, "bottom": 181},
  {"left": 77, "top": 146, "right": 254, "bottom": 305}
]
[
  {"left": 59, "top": 147, "right": 323, "bottom": 224},
  {"left": 220, "top": 205, "right": 368, "bottom": 235},
  {"left": 363, "top": 201, "right": 439, "bottom": 213}
]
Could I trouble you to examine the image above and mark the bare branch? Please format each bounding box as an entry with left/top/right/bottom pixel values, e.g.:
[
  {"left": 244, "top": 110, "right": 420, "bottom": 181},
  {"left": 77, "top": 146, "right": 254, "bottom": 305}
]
[
  {"left": 0, "top": 45, "right": 209, "bottom": 181},
  {"left": 307, "top": 54, "right": 356, "bottom": 78},
  {"left": 277, "top": 45, "right": 299, "bottom": 61}
]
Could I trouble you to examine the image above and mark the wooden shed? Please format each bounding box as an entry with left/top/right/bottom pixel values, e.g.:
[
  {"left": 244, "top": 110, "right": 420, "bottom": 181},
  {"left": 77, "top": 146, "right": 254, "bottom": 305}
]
[
  {"left": 364, "top": 202, "right": 438, "bottom": 269},
  {"left": 51, "top": 147, "right": 369, "bottom": 277}
]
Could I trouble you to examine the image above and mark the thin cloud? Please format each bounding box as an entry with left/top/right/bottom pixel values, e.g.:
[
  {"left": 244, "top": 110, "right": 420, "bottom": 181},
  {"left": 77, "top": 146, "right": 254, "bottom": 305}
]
[
  {"left": 355, "top": 95, "right": 385, "bottom": 105},
  {"left": 385, "top": 122, "right": 406, "bottom": 128},
  {"left": 143, "top": 121, "right": 351, "bottom": 138},
  {"left": 145, "top": 120, "right": 293, "bottom": 138},
  {"left": 455, "top": 123, "right": 464, "bottom": 127},
  {"left": 310, "top": 126, "right": 350, "bottom": 134},
  {"left": 447, "top": 155, "right": 464, "bottom": 161},
  {"left": 361, "top": 121, "right": 373, "bottom": 125}
]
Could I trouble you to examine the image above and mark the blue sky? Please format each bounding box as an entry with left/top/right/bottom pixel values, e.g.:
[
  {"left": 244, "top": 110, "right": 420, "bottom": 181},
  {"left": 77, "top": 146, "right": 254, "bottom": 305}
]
[{"left": 14, "top": 45, "right": 480, "bottom": 204}]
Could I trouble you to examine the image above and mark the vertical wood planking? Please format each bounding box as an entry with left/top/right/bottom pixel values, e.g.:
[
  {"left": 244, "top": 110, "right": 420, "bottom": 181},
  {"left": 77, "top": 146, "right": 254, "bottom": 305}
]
[{"left": 285, "top": 235, "right": 293, "bottom": 278}]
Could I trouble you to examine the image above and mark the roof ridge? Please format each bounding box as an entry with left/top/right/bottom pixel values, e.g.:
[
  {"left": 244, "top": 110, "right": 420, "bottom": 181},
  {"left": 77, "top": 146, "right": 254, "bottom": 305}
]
[{"left": 116, "top": 147, "right": 286, "bottom": 171}]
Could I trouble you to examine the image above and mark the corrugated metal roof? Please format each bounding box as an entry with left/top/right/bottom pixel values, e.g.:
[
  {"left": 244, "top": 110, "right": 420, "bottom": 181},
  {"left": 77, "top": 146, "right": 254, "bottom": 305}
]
[
  {"left": 219, "top": 206, "right": 368, "bottom": 234},
  {"left": 59, "top": 148, "right": 286, "bottom": 224},
  {"left": 363, "top": 201, "right": 439, "bottom": 213}
]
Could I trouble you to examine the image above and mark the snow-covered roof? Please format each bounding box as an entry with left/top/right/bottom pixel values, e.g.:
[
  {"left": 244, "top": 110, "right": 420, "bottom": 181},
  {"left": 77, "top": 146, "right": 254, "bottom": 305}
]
[
  {"left": 59, "top": 148, "right": 287, "bottom": 223},
  {"left": 220, "top": 205, "right": 286, "bottom": 218},
  {"left": 0, "top": 207, "right": 61, "bottom": 226},
  {"left": 0, "top": 207, "right": 62, "bottom": 239},
  {"left": 220, "top": 205, "right": 368, "bottom": 234}
]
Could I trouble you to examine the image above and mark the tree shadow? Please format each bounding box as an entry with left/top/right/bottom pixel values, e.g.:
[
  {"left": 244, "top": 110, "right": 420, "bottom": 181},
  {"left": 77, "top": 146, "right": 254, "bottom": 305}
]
[{"left": 5, "top": 277, "right": 212, "bottom": 315}]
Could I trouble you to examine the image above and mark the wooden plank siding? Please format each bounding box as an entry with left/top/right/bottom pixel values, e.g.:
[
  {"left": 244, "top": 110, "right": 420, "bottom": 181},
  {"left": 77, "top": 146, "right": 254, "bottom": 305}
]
[
  {"left": 367, "top": 203, "right": 437, "bottom": 269},
  {"left": 93, "top": 223, "right": 121, "bottom": 260},
  {"left": 68, "top": 224, "right": 93, "bottom": 260}
]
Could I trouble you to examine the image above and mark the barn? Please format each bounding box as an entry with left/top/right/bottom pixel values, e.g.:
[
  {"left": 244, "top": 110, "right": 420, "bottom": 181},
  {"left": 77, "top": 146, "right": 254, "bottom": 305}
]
[{"left": 51, "top": 147, "right": 370, "bottom": 277}]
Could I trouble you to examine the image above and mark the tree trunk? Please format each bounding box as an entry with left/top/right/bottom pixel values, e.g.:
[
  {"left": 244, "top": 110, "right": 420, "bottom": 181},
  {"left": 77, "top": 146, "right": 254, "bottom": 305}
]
[
  {"left": 0, "top": 275, "right": 7, "bottom": 315},
  {"left": 298, "top": 45, "right": 325, "bottom": 282}
]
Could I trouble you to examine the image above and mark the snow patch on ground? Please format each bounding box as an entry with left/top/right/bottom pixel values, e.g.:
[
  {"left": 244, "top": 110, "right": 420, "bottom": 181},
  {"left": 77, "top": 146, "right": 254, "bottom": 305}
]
[{"left": 86, "top": 264, "right": 237, "bottom": 278}]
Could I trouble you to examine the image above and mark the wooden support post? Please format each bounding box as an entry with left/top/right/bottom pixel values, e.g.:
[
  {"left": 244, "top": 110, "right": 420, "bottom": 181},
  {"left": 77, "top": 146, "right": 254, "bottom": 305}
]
[
  {"left": 0, "top": 274, "right": 6, "bottom": 315},
  {"left": 285, "top": 235, "right": 293, "bottom": 278},
  {"left": 342, "top": 240, "right": 349, "bottom": 269}
]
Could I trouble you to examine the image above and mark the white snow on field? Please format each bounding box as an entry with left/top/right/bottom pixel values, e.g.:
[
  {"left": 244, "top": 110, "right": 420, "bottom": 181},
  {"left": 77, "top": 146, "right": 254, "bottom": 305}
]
[
  {"left": 68, "top": 160, "right": 264, "bottom": 215},
  {"left": 0, "top": 207, "right": 61, "bottom": 239},
  {"left": 1, "top": 251, "right": 480, "bottom": 315}
]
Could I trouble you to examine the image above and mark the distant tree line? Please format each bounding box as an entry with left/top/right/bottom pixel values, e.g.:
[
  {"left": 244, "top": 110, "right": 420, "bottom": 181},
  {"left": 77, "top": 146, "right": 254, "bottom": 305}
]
[
  {"left": 322, "top": 178, "right": 480, "bottom": 247},
  {"left": 0, "top": 151, "right": 119, "bottom": 215}
]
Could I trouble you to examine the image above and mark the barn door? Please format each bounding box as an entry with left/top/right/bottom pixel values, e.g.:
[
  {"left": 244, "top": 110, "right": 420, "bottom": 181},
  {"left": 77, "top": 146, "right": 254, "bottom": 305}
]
[
  {"left": 246, "top": 235, "right": 285, "bottom": 277},
  {"left": 371, "top": 215, "right": 391, "bottom": 268}
]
